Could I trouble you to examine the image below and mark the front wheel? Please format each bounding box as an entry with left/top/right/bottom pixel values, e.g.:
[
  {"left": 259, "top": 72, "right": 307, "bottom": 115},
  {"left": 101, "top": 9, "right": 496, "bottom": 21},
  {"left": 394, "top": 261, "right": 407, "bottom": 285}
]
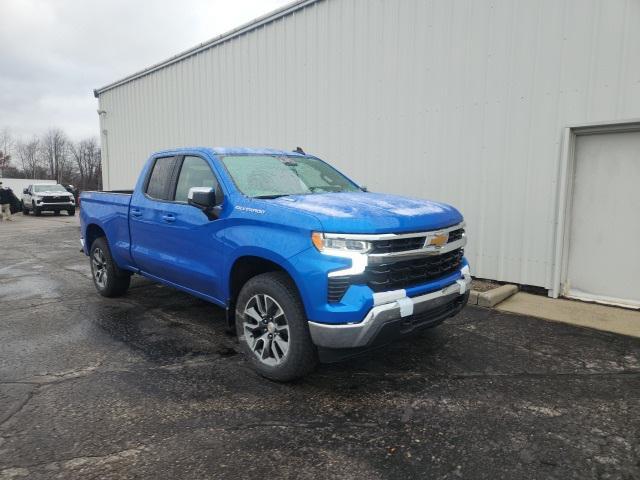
[
  {"left": 68, "top": 208, "right": 76, "bottom": 216},
  {"left": 33, "top": 203, "right": 41, "bottom": 216},
  {"left": 235, "top": 272, "right": 318, "bottom": 382},
  {"left": 89, "top": 237, "right": 131, "bottom": 297}
]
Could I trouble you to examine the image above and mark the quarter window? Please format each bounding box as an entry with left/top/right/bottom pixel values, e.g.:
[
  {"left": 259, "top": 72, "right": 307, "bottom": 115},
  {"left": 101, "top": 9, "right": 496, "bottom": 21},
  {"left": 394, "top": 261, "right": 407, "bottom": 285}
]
[{"left": 174, "top": 156, "right": 219, "bottom": 203}]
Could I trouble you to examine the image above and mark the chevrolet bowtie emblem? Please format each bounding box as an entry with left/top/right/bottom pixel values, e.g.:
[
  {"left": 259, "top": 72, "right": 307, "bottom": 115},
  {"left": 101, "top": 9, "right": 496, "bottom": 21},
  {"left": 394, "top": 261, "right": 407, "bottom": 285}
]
[{"left": 427, "top": 233, "right": 449, "bottom": 247}]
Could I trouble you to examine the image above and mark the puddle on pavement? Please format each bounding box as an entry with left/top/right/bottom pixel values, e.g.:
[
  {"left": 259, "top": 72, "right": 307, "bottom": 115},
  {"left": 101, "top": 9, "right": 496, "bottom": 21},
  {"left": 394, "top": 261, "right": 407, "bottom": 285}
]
[{"left": 85, "top": 298, "right": 236, "bottom": 364}]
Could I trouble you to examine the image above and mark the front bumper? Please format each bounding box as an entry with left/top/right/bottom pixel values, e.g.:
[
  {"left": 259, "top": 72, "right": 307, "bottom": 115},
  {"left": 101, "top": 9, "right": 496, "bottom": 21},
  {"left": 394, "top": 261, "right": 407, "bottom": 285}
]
[
  {"left": 36, "top": 202, "right": 75, "bottom": 211},
  {"left": 308, "top": 268, "right": 471, "bottom": 350}
]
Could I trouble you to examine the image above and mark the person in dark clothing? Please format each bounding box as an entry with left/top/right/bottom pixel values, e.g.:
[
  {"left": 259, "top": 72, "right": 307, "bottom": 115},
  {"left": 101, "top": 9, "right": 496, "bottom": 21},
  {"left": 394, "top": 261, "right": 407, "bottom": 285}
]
[
  {"left": 0, "top": 181, "right": 15, "bottom": 221},
  {"left": 63, "top": 184, "right": 79, "bottom": 204}
]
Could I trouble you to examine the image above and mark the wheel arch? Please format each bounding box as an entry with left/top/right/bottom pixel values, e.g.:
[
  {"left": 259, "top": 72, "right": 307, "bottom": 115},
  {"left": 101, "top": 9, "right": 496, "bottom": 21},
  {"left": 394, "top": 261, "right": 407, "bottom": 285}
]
[
  {"left": 85, "top": 223, "right": 107, "bottom": 252},
  {"left": 227, "top": 254, "right": 305, "bottom": 329}
]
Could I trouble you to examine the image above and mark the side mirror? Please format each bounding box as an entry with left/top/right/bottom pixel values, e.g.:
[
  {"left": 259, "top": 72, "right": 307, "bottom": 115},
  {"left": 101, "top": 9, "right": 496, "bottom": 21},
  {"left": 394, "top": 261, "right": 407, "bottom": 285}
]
[
  {"left": 361, "top": 185, "right": 368, "bottom": 192},
  {"left": 188, "top": 186, "right": 224, "bottom": 219},
  {"left": 23, "top": 188, "right": 28, "bottom": 194},
  {"left": 188, "top": 186, "right": 215, "bottom": 208}
]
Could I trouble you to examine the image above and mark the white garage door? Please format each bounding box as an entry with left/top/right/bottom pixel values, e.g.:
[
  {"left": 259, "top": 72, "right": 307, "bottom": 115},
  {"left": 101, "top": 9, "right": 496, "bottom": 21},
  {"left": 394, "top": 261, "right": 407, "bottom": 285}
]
[{"left": 566, "top": 130, "right": 640, "bottom": 308}]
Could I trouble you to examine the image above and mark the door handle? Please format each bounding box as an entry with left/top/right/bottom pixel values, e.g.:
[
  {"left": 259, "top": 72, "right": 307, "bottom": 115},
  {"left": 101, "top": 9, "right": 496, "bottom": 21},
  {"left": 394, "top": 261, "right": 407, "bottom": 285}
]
[
  {"left": 131, "top": 209, "right": 142, "bottom": 217},
  {"left": 162, "top": 214, "right": 176, "bottom": 223}
]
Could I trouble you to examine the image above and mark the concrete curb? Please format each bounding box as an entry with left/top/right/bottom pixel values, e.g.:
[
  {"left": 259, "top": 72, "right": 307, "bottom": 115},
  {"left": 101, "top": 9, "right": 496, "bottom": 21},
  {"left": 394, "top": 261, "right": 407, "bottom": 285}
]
[
  {"left": 496, "top": 292, "right": 640, "bottom": 338},
  {"left": 468, "top": 290, "right": 480, "bottom": 305},
  {"left": 470, "top": 284, "right": 519, "bottom": 308}
]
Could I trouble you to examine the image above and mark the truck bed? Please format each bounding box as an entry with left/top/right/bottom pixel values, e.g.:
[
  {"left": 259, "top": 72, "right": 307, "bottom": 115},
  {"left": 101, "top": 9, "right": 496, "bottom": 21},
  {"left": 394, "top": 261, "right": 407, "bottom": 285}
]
[{"left": 80, "top": 190, "right": 134, "bottom": 268}]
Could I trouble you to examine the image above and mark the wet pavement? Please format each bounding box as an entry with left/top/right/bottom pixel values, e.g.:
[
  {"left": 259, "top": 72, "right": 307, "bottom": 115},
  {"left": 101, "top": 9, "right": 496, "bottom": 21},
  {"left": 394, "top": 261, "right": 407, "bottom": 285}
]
[{"left": 1, "top": 214, "right": 639, "bottom": 479}]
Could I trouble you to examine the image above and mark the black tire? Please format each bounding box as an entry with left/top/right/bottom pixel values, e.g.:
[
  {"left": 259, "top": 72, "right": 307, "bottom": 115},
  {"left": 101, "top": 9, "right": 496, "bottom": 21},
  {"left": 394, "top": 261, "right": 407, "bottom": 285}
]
[
  {"left": 33, "top": 203, "right": 41, "bottom": 216},
  {"left": 89, "top": 237, "right": 131, "bottom": 297},
  {"left": 68, "top": 208, "right": 76, "bottom": 216},
  {"left": 235, "top": 272, "right": 317, "bottom": 382}
]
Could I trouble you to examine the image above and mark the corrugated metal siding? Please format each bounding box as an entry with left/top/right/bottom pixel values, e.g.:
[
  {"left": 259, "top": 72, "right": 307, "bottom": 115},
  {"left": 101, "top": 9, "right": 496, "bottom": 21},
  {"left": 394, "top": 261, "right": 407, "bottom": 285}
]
[{"left": 97, "top": 0, "right": 640, "bottom": 289}]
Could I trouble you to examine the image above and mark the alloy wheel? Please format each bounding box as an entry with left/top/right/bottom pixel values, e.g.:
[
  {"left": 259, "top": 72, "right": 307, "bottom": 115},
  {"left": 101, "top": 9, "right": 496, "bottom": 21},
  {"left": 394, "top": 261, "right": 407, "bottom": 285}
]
[
  {"left": 243, "top": 294, "right": 290, "bottom": 366},
  {"left": 91, "top": 248, "right": 108, "bottom": 289}
]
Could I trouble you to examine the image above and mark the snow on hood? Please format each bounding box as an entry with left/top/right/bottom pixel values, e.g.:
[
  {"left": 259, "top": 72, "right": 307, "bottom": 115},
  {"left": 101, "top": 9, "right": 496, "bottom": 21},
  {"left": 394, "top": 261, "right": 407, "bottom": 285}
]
[{"left": 271, "top": 192, "right": 463, "bottom": 233}]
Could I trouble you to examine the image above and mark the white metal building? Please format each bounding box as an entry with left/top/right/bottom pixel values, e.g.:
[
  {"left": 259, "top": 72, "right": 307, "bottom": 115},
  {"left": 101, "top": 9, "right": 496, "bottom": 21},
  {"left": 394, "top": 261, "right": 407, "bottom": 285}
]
[
  {"left": 0, "top": 178, "right": 56, "bottom": 195},
  {"left": 94, "top": 0, "right": 640, "bottom": 307}
]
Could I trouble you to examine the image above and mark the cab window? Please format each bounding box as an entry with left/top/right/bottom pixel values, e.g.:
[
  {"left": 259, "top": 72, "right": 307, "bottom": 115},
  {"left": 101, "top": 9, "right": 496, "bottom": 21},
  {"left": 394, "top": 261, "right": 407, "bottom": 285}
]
[
  {"left": 174, "top": 156, "right": 219, "bottom": 203},
  {"left": 145, "top": 156, "right": 177, "bottom": 200}
]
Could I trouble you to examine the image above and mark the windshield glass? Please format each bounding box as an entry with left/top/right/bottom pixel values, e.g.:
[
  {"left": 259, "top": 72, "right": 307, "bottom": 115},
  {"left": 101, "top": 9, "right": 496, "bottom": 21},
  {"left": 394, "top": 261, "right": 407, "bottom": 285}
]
[
  {"left": 34, "top": 184, "right": 67, "bottom": 193},
  {"left": 221, "top": 155, "right": 361, "bottom": 198}
]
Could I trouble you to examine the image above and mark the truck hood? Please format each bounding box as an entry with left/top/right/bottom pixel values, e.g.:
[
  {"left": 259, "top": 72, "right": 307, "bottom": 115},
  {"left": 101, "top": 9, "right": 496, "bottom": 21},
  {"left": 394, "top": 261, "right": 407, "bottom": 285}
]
[
  {"left": 271, "top": 192, "right": 462, "bottom": 233},
  {"left": 33, "top": 190, "right": 72, "bottom": 196}
]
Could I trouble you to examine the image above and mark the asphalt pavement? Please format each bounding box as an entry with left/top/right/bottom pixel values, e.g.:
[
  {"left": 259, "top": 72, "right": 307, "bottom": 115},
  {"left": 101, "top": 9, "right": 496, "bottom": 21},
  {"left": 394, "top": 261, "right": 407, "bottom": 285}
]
[{"left": 1, "top": 213, "right": 639, "bottom": 479}]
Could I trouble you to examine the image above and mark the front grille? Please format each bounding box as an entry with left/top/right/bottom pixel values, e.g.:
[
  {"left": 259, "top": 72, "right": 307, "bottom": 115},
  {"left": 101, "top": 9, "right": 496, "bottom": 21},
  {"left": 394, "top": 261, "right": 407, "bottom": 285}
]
[
  {"left": 327, "top": 248, "right": 464, "bottom": 303},
  {"left": 370, "top": 226, "right": 464, "bottom": 255},
  {"left": 364, "top": 248, "right": 464, "bottom": 292},
  {"left": 370, "top": 237, "right": 425, "bottom": 254},
  {"left": 42, "top": 195, "right": 70, "bottom": 203},
  {"left": 448, "top": 228, "right": 464, "bottom": 242}
]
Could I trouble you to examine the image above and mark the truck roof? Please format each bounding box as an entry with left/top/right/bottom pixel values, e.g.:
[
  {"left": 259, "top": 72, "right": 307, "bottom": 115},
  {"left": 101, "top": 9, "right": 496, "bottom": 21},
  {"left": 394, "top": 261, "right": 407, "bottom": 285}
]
[{"left": 153, "top": 147, "right": 308, "bottom": 157}]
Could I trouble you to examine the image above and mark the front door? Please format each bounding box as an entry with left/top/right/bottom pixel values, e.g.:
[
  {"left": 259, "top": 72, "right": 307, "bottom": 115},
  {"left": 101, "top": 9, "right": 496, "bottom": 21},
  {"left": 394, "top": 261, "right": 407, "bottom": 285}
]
[{"left": 130, "top": 154, "right": 227, "bottom": 303}]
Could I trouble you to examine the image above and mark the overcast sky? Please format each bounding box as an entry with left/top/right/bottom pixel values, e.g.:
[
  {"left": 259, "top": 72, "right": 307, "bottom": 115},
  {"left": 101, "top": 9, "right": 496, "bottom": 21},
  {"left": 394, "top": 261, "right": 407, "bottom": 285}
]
[{"left": 0, "top": 0, "right": 290, "bottom": 143}]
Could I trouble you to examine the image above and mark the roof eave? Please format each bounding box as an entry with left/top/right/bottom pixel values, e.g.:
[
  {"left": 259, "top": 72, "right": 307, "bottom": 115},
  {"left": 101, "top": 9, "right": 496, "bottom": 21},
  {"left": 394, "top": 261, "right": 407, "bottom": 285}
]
[{"left": 93, "top": 0, "right": 321, "bottom": 98}]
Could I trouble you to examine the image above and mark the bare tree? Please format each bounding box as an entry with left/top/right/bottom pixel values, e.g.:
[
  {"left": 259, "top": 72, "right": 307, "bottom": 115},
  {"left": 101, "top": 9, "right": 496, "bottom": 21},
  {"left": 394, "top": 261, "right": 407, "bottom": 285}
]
[
  {"left": 0, "top": 127, "right": 14, "bottom": 156},
  {"left": 0, "top": 127, "right": 14, "bottom": 175},
  {"left": 17, "top": 138, "right": 41, "bottom": 179},
  {"left": 41, "top": 128, "right": 70, "bottom": 183},
  {"left": 1, "top": 127, "right": 102, "bottom": 188},
  {"left": 70, "top": 138, "right": 102, "bottom": 190}
]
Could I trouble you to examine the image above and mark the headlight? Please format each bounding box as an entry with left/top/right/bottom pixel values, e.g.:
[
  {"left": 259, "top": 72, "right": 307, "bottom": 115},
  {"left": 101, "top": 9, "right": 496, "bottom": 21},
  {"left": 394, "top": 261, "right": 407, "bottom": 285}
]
[{"left": 311, "top": 232, "right": 372, "bottom": 253}]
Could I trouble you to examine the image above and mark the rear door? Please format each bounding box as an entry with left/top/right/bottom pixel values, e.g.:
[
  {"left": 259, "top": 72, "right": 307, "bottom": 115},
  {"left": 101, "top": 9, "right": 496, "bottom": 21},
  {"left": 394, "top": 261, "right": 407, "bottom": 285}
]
[
  {"left": 129, "top": 154, "right": 227, "bottom": 303},
  {"left": 129, "top": 155, "right": 180, "bottom": 277}
]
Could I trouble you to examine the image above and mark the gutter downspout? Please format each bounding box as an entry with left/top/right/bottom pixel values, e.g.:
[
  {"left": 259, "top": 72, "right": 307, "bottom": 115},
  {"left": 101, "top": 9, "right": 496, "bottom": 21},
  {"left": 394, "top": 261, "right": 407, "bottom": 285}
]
[{"left": 97, "top": 102, "right": 109, "bottom": 191}]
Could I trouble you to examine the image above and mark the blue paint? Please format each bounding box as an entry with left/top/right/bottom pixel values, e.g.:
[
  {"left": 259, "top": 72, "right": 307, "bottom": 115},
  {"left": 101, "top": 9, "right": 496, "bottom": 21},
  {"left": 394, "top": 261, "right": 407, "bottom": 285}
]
[{"left": 81, "top": 147, "right": 468, "bottom": 325}]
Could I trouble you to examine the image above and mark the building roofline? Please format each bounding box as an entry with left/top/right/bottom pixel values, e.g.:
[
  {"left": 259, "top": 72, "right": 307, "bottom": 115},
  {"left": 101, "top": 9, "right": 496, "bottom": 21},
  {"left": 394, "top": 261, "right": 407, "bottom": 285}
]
[{"left": 93, "top": 0, "right": 322, "bottom": 98}]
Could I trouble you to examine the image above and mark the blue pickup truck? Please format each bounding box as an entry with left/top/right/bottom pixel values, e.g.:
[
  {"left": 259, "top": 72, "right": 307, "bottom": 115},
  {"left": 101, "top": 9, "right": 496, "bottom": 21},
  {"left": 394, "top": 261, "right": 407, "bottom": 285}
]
[{"left": 80, "top": 148, "right": 470, "bottom": 381}]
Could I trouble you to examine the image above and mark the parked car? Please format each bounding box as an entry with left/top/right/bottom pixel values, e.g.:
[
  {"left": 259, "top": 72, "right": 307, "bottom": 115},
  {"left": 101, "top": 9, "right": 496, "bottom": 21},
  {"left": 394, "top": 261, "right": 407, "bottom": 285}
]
[
  {"left": 80, "top": 148, "right": 470, "bottom": 381},
  {"left": 23, "top": 183, "right": 76, "bottom": 216}
]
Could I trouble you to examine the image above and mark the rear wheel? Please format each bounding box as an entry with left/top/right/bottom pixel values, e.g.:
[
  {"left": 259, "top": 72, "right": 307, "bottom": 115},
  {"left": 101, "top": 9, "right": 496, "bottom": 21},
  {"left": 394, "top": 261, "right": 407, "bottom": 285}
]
[
  {"left": 235, "top": 272, "right": 317, "bottom": 382},
  {"left": 89, "top": 237, "right": 131, "bottom": 297}
]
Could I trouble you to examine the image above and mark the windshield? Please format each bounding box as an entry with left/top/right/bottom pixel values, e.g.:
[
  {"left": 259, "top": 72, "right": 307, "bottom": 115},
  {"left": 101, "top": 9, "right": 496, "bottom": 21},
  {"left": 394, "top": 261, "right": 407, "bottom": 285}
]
[
  {"left": 221, "top": 155, "right": 361, "bottom": 198},
  {"left": 34, "top": 184, "right": 67, "bottom": 193}
]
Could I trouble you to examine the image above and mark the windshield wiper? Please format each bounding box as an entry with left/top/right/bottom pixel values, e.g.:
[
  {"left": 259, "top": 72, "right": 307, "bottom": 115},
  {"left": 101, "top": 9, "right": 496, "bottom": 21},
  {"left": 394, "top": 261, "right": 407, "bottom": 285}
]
[{"left": 253, "top": 194, "right": 290, "bottom": 199}]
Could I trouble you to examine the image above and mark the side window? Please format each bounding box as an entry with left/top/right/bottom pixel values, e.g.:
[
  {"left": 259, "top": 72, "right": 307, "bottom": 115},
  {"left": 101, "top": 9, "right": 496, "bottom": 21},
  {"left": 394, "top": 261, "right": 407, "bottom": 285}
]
[
  {"left": 145, "top": 156, "right": 177, "bottom": 200},
  {"left": 174, "top": 156, "right": 219, "bottom": 203}
]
